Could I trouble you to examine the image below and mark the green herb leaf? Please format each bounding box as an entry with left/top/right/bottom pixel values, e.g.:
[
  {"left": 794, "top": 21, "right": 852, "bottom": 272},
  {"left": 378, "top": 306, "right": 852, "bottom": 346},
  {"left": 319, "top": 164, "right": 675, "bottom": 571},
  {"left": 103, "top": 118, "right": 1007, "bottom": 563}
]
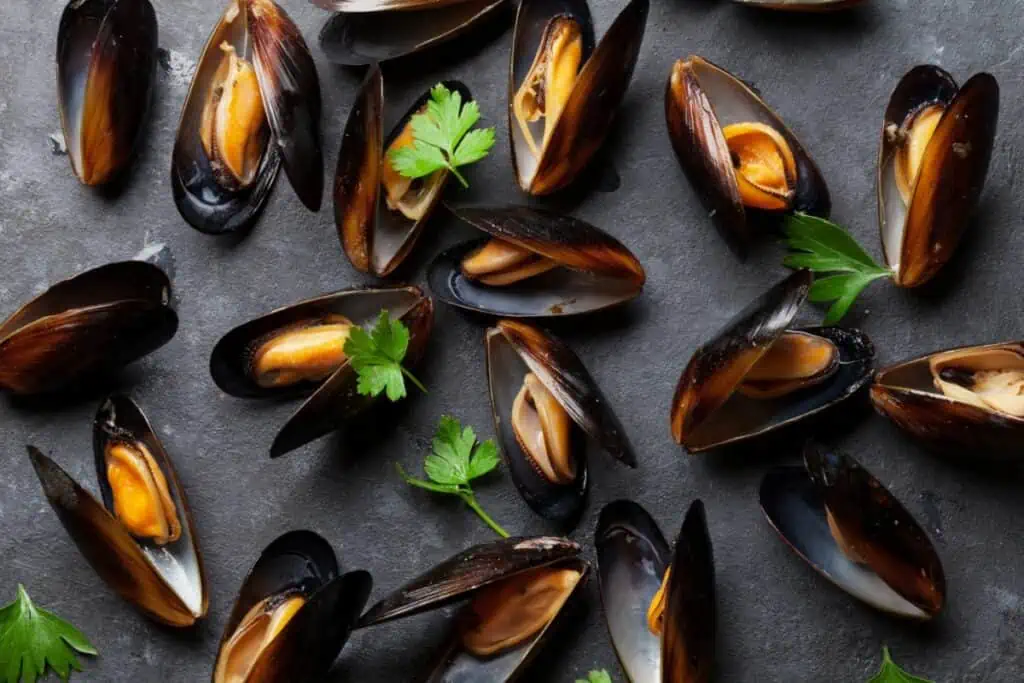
[
  {"left": 0, "top": 585, "right": 97, "bottom": 683},
  {"left": 387, "top": 83, "right": 495, "bottom": 189},
  {"left": 782, "top": 213, "right": 892, "bottom": 324},
  {"left": 399, "top": 416, "right": 508, "bottom": 538},
  {"left": 343, "top": 310, "right": 426, "bottom": 402},
  {"left": 576, "top": 670, "right": 613, "bottom": 683},
  {"left": 868, "top": 647, "right": 932, "bottom": 683}
]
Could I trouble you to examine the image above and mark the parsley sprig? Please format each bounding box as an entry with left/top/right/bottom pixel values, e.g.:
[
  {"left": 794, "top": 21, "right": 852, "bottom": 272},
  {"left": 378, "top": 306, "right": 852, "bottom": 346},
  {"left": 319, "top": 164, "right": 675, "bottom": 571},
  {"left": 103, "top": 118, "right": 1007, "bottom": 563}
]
[
  {"left": 868, "top": 647, "right": 932, "bottom": 683},
  {"left": 398, "top": 416, "right": 508, "bottom": 538},
  {"left": 0, "top": 585, "right": 97, "bottom": 682},
  {"left": 577, "top": 670, "right": 613, "bottom": 683},
  {"left": 344, "top": 310, "right": 426, "bottom": 402},
  {"left": 388, "top": 83, "right": 495, "bottom": 189},
  {"left": 782, "top": 213, "right": 892, "bottom": 325}
]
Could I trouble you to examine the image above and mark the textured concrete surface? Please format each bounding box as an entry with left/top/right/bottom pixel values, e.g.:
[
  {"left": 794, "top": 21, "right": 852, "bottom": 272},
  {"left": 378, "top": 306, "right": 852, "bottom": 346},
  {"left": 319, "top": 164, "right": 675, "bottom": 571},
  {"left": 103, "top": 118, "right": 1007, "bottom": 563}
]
[{"left": 2, "top": 0, "right": 1023, "bottom": 681}]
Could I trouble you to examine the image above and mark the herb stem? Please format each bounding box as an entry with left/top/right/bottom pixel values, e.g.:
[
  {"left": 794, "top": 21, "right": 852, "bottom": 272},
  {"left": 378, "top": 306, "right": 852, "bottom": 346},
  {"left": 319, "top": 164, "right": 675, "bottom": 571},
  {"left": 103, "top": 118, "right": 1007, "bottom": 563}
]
[
  {"left": 448, "top": 163, "right": 470, "bottom": 188},
  {"left": 458, "top": 490, "right": 509, "bottom": 538},
  {"left": 401, "top": 367, "right": 428, "bottom": 394}
]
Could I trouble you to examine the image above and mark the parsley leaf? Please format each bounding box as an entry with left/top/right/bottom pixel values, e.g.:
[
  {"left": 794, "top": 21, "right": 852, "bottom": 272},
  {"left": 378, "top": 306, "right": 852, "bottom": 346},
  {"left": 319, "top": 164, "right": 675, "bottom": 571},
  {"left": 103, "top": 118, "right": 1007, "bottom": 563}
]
[
  {"left": 387, "top": 83, "right": 495, "bottom": 189},
  {"left": 343, "top": 310, "right": 426, "bottom": 402},
  {"left": 576, "top": 671, "right": 613, "bottom": 683},
  {"left": 398, "top": 416, "right": 508, "bottom": 538},
  {"left": 0, "top": 585, "right": 97, "bottom": 683},
  {"left": 782, "top": 213, "right": 892, "bottom": 325},
  {"left": 868, "top": 648, "right": 932, "bottom": 683}
]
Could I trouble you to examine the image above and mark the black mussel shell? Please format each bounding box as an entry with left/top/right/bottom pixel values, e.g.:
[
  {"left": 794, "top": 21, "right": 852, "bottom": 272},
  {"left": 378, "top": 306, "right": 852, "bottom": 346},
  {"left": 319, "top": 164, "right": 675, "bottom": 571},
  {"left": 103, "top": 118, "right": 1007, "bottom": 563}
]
[
  {"left": 428, "top": 206, "right": 645, "bottom": 318},
  {"left": 29, "top": 444, "right": 206, "bottom": 626},
  {"left": 510, "top": 0, "right": 647, "bottom": 195},
  {"left": 213, "top": 530, "right": 372, "bottom": 682},
  {"left": 320, "top": 0, "right": 511, "bottom": 66},
  {"left": 335, "top": 67, "right": 469, "bottom": 276},
  {"left": 732, "top": 0, "right": 866, "bottom": 9},
  {"left": 57, "top": 0, "right": 158, "bottom": 186},
  {"left": 0, "top": 261, "right": 177, "bottom": 396},
  {"left": 311, "top": 0, "right": 473, "bottom": 9},
  {"left": 870, "top": 341, "right": 1024, "bottom": 460},
  {"left": 760, "top": 443, "right": 945, "bottom": 619},
  {"left": 878, "top": 66, "right": 998, "bottom": 287},
  {"left": 670, "top": 271, "right": 874, "bottom": 452},
  {"left": 665, "top": 56, "right": 830, "bottom": 257},
  {"left": 358, "top": 535, "right": 581, "bottom": 627}
]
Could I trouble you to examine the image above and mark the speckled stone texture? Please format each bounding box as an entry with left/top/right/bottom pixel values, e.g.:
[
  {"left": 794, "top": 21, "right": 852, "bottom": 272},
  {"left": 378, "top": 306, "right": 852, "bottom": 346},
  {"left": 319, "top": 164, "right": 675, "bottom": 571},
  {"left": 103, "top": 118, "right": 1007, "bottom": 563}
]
[{"left": 1, "top": 0, "right": 1023, "bottom": 680}]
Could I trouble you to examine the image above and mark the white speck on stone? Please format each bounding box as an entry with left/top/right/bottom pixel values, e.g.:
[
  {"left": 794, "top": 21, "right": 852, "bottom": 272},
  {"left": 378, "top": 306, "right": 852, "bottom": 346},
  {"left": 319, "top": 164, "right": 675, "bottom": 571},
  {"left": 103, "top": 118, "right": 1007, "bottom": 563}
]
[
  {"left": 986, "top": 585, "right": 1022, "bottom": 612},
  {"left": 48, "top": 132, "right": 67, "bottom": 155},
  {"left": 159, "top": 49, "right": 197, "bottom": 89},
  {"left": 134, "top": 241, "right": 167, "bottom": 262}
]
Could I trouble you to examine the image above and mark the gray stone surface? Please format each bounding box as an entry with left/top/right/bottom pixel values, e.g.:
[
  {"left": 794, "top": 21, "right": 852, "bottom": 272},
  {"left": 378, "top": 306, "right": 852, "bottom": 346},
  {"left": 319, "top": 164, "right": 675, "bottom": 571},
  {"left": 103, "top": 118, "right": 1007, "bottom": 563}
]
[{"left": 1, "top": 0, "right": 1023, "bottom": 680}]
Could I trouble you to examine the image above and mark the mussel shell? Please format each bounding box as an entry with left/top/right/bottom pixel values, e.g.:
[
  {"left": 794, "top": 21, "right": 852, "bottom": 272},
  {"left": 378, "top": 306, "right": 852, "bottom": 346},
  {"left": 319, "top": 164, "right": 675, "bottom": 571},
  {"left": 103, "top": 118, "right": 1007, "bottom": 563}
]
[
  {"left": 335, "top": 68, "right": 468, "bottom": 276},
  {"left": 419, "top": 558, "right": 590, "bottom": 683},
  {"left": 731, "top": 0, "right": 866, "bottom": 9},
  {"left": 268, "top": 292, "right": 433, "bottom": 457},
  {"left": 870, "top": 341, "right": 1024, "bottom": 459},
  {"left": 210, "top": 286, "right": 426, "bottom": 398},
  {"left": 358, "top": 536, "right": 581, "bottom": 627},
  {"left": 665, "top": 56, "right": 830, "bottom": 256},
  {"left": 28, "top": 446, "right": 206, "bottom": 626},
  {"left": 311, "top": 0, "right": 474, "bottom": 10},
  {"left": 320, "top": 0, "right": 510, "bottom": 66},
  {"left": 0, "top": 261, "right": 177, "bottom": 395},
  {"left": 427, "top": 206, "right": 645, "bottom": 318},
  {"left": 214, "top": 530, "right": 372, "bottom": 681},
  {"left": 509, "top": 0, "right": 647, "bottom": 195},
  {"left": 57, "top": 0, "right": 158, "bottom": 186},
  {"left": 760, "top": 443, "right": 945, "bottom": 619},
  {"left": 878, "top": 66, "right": 998, "bottom": 287}
]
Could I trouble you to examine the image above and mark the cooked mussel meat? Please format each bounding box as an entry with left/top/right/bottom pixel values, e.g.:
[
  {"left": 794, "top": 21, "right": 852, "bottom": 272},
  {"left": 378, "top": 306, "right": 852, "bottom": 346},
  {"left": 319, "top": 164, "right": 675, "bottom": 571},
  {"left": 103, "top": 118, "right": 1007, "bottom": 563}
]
[
  {"left": 104, "top": 441, "right": 181, "bottom": 546},
  {"left": 214, "top": 592, "right": 306, "bottom": 681},
  {"left": 173, "top": 0, "right": 323, "bottom": 235},
  {"left": 510, "top": 0, "right": 648, "bottom": 195},
  {"left": 57, "top": 0, "right": 158, "bottom": 186},
  {"left": 760, "top": 442, "right": 945, "bottom": 619},
  {"left": 250, "top": 315, "right": 353, "bottom": 389},
  {"left": 0, "top": 261, "right": 177, "bottom": 396},
  {"left": 670, "top": 270, "right": 873, "bottom": 452},
  {"left": 878, "top": 66, "right": 998, "bottom": 287},
  {"left": 512, "top": 373, "right": 576, "bottom": 484},
  {"left": 929, "top": 347, "right": 1024, "bottom": 417},
  {"left": 429, "top": 206, "right": 645, "bottom": 317},
  {"left": 665, "top": 56, "right": 829, "bottom": 255}
]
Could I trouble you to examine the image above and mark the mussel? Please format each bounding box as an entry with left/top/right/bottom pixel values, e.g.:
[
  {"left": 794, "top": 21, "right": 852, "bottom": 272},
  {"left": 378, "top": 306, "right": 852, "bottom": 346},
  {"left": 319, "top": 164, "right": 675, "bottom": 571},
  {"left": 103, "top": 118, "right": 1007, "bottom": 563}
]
[
  {"left": 878, "top": 66, "right": 998, "bottom": 287},
  {"left": 0, "top": 261, "right": 177, "bottom": 396},
  {"left": 210, "top": 286, "right": 433, "bottom": 457},
  {"left": 428, "top": 206, "right": 645, "bottom": 317},
  {"left": 357, "top": 536, "right": 587, "bottom": 681},
  {"left": 316, "top": 0, "right": 511, "bottom": 66},
  {"left": 760, "top": 442, "right": 945, "bottom": 619},
  {"left": 509, "top": 0, "right": 648, "bottom": 195},
  {"left": 335, "top": 67, "right": 471, "bottom": 276},
  {"left": 596, "top": 500, "right": 716, "bottom": 682},
  {"left": 172, "top": 0, "right": 323, "bottom": 234},
  {"left": 485, "top": 320, "right": 635, "bottom": 524},
  {"left": 871, "top": 341, "right": 1024, "bottom": 459},
  {"left": 731, "top": 0, "right": 865, "bottom": 9},
  {"left": 28, "top": 395, "right": 207, "bottom": 626},
  {"left": 670, "top": 270, "right": 874, "bottom": 452},
  {"left": 665, "top": 56, "right": 830, "bottom": 256},
  {"left": 213, "top": 531, "right": 371, "bottom": 682},
  {"left": 57, "top": 0, "right": 158, "bottom": 186}
]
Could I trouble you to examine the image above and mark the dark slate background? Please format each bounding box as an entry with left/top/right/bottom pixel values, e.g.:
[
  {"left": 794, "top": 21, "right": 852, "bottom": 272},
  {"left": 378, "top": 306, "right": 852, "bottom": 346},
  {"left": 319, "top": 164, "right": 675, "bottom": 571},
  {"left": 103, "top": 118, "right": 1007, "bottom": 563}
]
[{"left": 2, "top": 0, "right": 1023, "bottom": 680}]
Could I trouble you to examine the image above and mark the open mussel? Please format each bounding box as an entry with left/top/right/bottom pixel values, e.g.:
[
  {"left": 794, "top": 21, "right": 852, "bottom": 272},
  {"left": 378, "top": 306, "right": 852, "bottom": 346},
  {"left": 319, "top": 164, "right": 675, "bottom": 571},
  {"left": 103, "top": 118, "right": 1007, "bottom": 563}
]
[
  {"left": 428, "top": 206, "right": 645, "bottom": 317},
  {"left": 210, "top": 286, "right": 433, "bottom": 457},
  {"left": 358, "top": 536, "right": 587, "bottom": 681},
  {"left": 665, "top": 56, "right": 830, "bottom": 256},
  {"left": 509, "top": 0, "right": 648, "bottom": 195},
  {"left": 760, "top": 442, "right": 945, "bottom": 619},
  {"left": 316, "top": 0, "right": 511, "bottom": 66},
  {"left": 485, "top": 320, "right": 635, "bottom": 525},
  {"left": 336, "top": 67, "right": 470, "bottom": 276},
  {"left": 670, "top": 270, "right": 874, "bottom": 452},
  {"left": 871, "top": 341, "right": 1024, "bottom": 459},
  {"left": 878, "top": 66, "right": 998, "bottom": 287},
  {"left": 213, "top": 530, "right": 371, "bottom": 682},
  {"left": 28, "top": 395, "right": 206, "bottom": 626},
  {"left": 596, "top": 500, "right": 715, "bottom": 682},
  {"left": 57, "top": 0, "right": 158, "bottom": 186},
  {"left": 173, "top": 0, "right": 323, "bottom": 234},
  {"left": 0, "top": 261, "right": 177, "bottom": 396}
]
